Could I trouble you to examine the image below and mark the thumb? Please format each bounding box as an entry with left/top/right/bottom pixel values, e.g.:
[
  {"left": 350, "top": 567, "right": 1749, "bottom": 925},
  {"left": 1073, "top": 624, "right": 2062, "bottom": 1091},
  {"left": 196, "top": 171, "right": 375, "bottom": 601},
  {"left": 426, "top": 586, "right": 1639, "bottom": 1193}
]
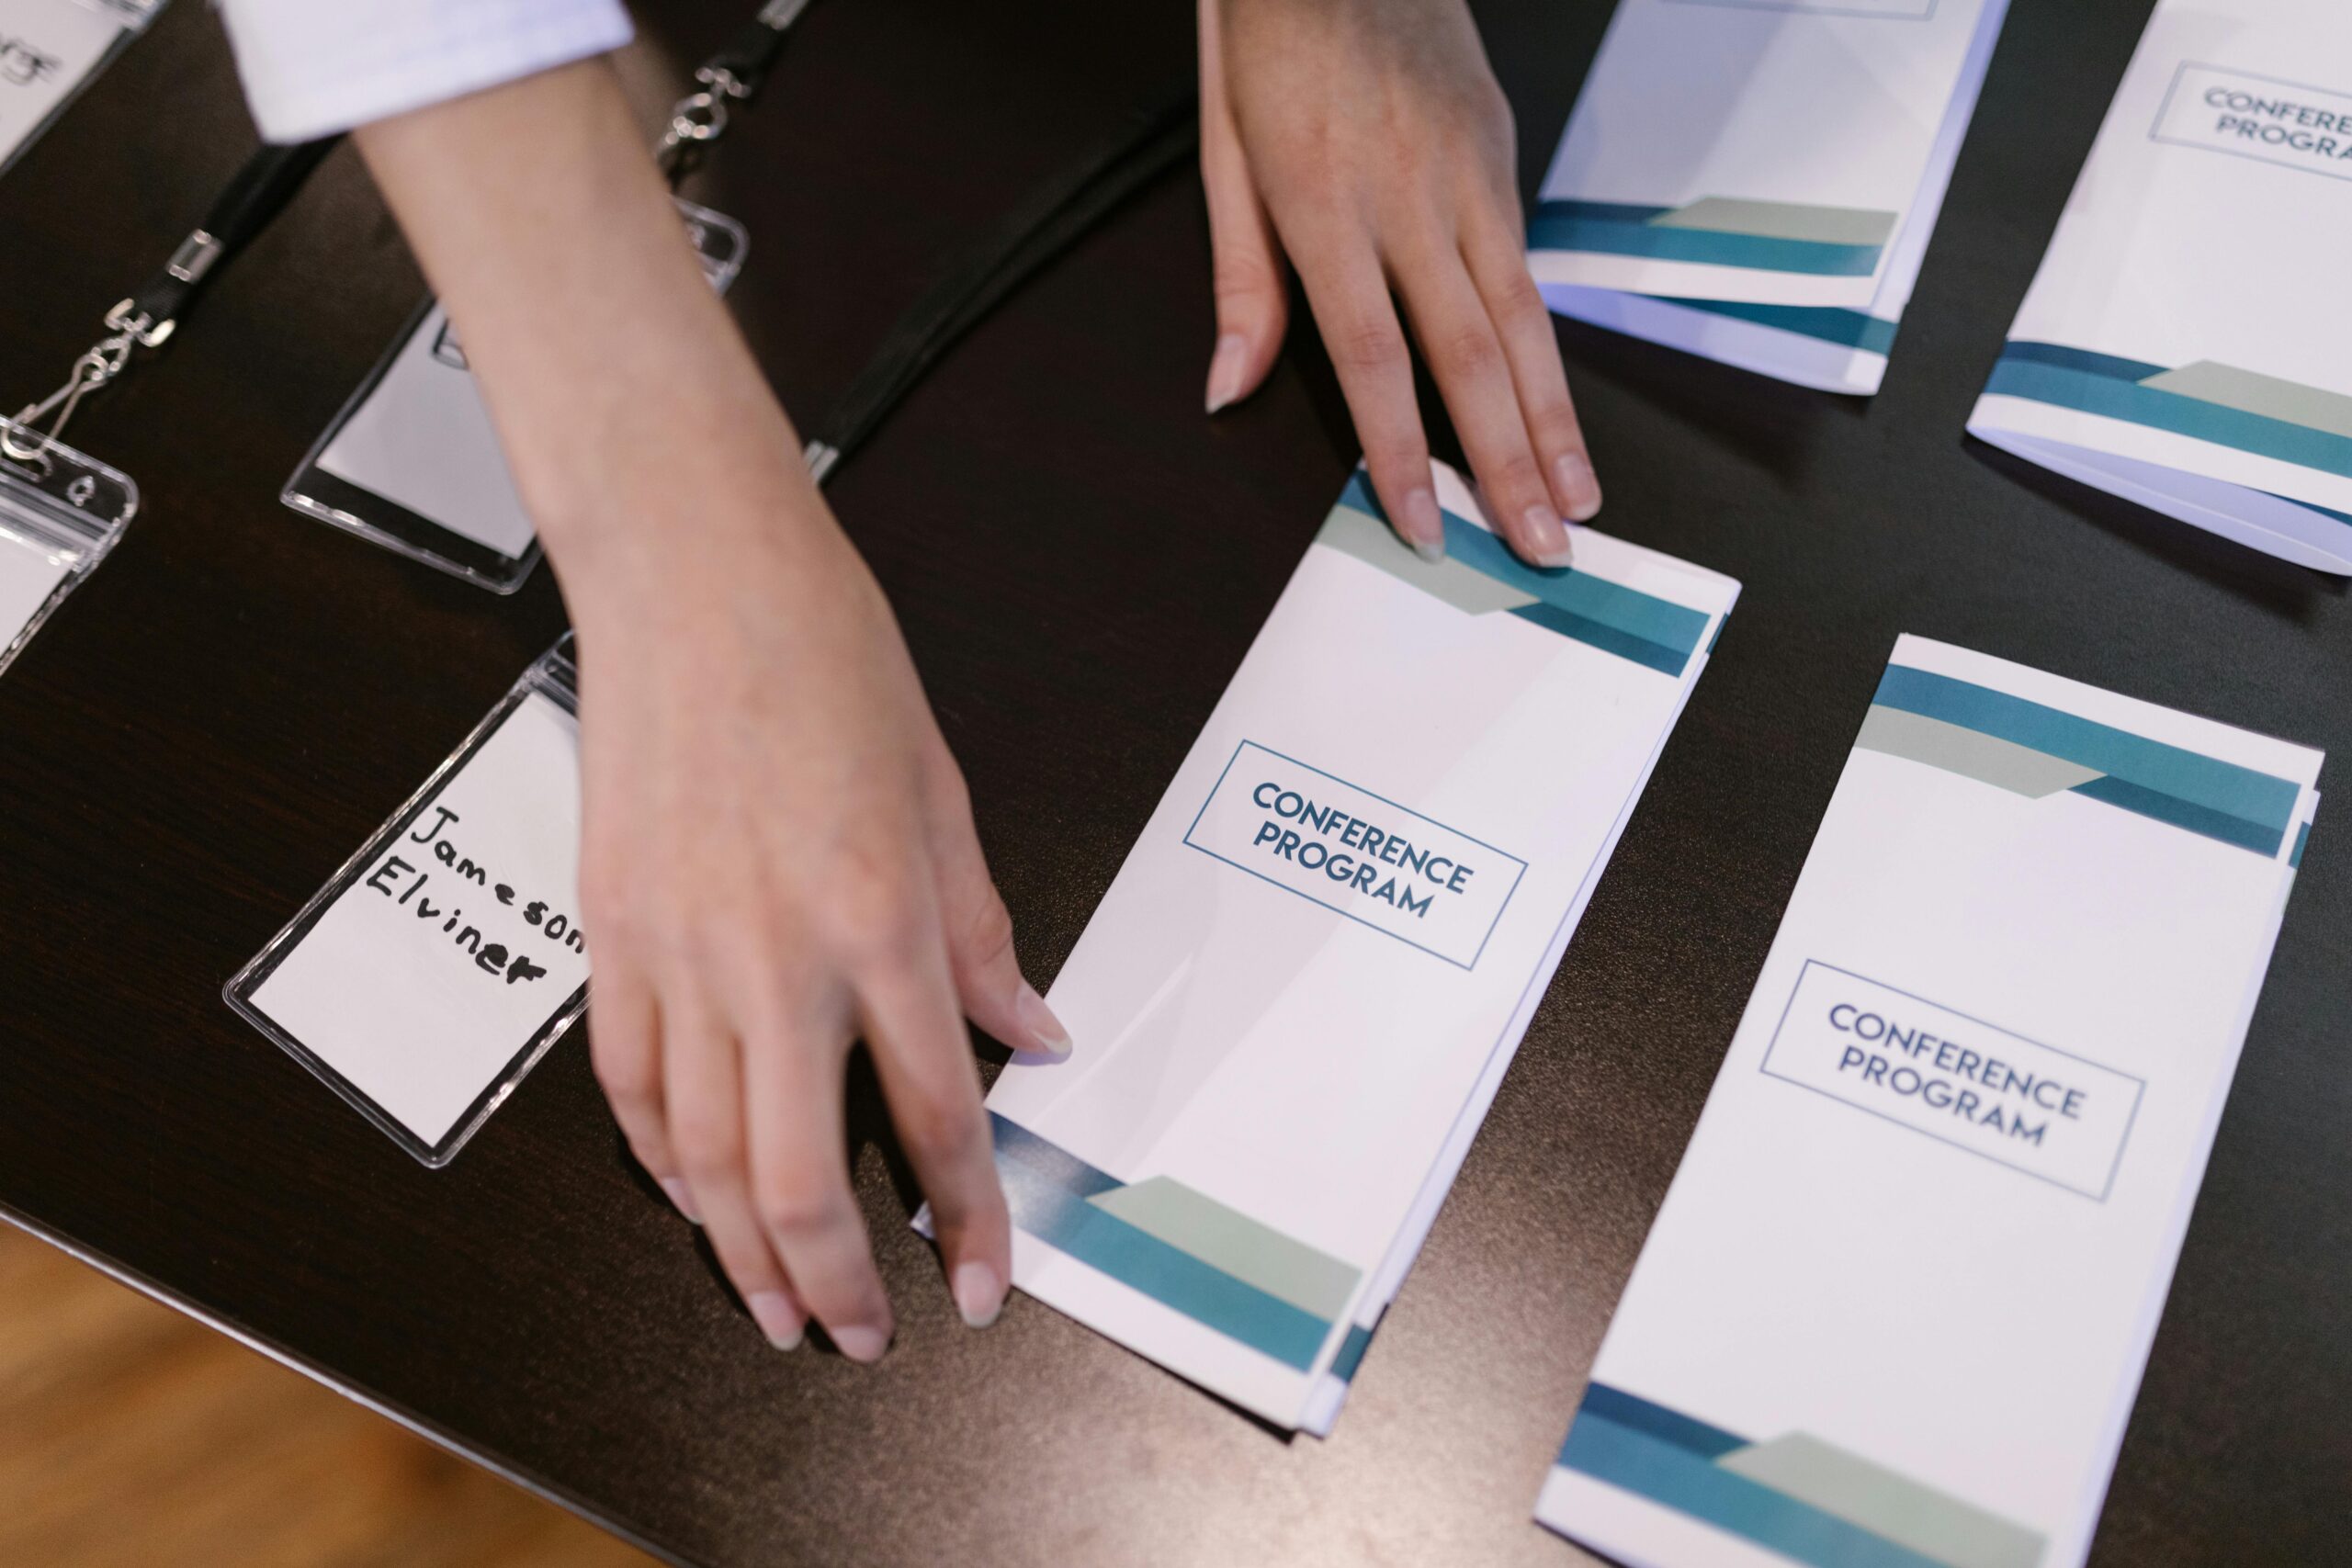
[
  {"left": 1200, "top": 0, "right": 1288, "bottom": 414},
  {"left": 923, "top": 751, "right": 1071, "bottom": 1061}
]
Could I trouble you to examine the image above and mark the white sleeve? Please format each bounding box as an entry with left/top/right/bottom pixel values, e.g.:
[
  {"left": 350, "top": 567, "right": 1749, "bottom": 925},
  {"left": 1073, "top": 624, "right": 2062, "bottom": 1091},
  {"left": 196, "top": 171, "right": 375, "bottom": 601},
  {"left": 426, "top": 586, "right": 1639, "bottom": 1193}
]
[{"left": 216, "top": 0, "right": 635, "bottom": 143}]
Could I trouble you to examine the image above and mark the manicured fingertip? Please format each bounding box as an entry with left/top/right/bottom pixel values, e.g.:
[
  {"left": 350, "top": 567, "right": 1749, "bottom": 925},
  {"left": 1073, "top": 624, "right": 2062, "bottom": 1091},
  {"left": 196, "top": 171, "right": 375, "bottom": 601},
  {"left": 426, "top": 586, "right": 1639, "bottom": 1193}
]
[
  {"left": 1205, "top": 333, "right": 1250, "bottom": 414},
  {"left": 1521, "top": 504, "right": 1574, "bottom": 568},
  {"left": 1401, "top": 486, "right": 1447, "bottom": 559},
  {"left": 1554, "top": 451, "right": 1602, "bottom": 523},
  {"left": 954, "top": 1259, "right": 1006, "bottom": 1329},
  {"left": 748, "top": 1291, "right": 805, "bottom": 1350},
  {"left": 661, "top": 1178, "right": 704, "bottom": 1224},
  {"left": 1014, "top": 984, "right": 1072, "bottom": 1058},
  {"left": 830, "top": 1321, "right": 893, "bottom": 1364}
]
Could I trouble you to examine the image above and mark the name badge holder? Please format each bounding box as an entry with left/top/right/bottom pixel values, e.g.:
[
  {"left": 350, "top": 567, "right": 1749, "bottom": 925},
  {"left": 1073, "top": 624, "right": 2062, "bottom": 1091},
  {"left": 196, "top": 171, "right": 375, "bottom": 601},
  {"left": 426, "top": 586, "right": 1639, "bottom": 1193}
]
[
  {"left": 225, "top": 637, "right": 588, "bottom": 1167},
  {"left": 0, "top": 420, "right": 132, "bottom": 674},
  {"left": 0, "top": 136, "right": 331, "bottom": 671},
  {"left": 277, "top": 0, "right": 809, "bottom": 593},
  {"left": 0, "top": 0, "right": 163, "bottom": 182},
  {"left": 277, "top": 204, "right": 747, "bottom": 594}
]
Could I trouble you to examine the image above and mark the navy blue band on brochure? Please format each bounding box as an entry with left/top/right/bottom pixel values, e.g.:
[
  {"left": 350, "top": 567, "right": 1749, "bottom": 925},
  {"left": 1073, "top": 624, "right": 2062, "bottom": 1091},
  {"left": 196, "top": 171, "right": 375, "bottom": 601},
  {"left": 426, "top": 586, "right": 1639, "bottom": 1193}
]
[{"left": 990, "top": 1115, "right": 1351, "bottom": 1372}]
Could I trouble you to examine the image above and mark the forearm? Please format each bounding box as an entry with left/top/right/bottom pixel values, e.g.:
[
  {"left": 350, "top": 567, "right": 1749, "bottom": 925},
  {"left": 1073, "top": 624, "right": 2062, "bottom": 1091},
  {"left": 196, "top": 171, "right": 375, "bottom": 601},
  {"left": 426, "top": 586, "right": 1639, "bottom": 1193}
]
[{"left": 351, "top": 59, "right": 828, "bottom": 611}]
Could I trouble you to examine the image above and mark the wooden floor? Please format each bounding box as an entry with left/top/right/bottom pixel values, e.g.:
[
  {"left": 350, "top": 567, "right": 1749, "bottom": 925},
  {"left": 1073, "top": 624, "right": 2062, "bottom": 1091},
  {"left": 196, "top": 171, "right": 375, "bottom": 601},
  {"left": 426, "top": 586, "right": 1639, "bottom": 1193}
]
[{"left": 0, "top": 1224, "right": 655, "bottom": 1568}]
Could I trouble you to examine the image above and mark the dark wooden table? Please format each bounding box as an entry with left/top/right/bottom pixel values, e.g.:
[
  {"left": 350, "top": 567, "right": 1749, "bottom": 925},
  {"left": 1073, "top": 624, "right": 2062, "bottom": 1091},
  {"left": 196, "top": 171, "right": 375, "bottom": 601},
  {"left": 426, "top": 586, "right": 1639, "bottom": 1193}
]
[{"left": 1, "top": 2, "right": 2344, "bottom": 1563}]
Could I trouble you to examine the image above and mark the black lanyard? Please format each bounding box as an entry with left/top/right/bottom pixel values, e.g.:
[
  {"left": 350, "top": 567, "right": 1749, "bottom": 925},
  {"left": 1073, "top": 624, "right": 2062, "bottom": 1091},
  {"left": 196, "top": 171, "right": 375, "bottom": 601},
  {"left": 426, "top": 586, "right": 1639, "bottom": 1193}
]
[
  {"left": 5, "top": 138, "right": 337, "bottom": 463},
  {"left": 804, "top": 85, "right": 1198, "bottom": 482},
  {"left": 658, "top": 0, "right": 816, "bottom": 185}
]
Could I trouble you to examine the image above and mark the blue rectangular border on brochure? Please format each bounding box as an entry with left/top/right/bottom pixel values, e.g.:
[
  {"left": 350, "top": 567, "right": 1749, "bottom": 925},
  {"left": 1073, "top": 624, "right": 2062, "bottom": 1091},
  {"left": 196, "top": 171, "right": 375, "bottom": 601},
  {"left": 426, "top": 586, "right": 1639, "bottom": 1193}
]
[
  {"left": 1182, "top": 740, "right": 1529, "bottom": 973},
  {"left": 1758, "top": 958, "right": 2145, "bottom": 1202}
]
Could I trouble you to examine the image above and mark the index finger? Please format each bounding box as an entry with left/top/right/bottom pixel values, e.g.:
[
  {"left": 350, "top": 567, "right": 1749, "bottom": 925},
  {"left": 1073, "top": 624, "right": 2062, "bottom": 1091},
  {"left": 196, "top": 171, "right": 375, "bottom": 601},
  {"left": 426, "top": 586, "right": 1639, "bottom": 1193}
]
[{"left": 1281, "top": 214, "right": 1446, "bottom": 560}]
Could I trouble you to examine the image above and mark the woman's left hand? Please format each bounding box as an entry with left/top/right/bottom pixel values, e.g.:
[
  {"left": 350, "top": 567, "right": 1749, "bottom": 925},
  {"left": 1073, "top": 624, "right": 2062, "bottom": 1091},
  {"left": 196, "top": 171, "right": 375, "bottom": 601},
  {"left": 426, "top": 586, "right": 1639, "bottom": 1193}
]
[{"left": 1199, "top": 0, "right": 1600, "bottom": 567}]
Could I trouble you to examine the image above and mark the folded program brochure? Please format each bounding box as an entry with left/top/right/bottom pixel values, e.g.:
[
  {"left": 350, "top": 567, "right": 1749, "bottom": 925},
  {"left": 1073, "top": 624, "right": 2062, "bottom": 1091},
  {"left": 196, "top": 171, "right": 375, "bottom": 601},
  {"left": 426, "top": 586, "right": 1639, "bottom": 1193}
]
[
  {"left": 1537, "top": 634, "right": 2322, "bottom": 1568},
  {"left": 1532, "top": 0, "right": 2009, "bottom": 394},
  {"left": 1969, "top": 0, "right": 2352, "bottom": 572},
  {"left": 952, "top": 462, "right": 1738, "bottom": 1428}
]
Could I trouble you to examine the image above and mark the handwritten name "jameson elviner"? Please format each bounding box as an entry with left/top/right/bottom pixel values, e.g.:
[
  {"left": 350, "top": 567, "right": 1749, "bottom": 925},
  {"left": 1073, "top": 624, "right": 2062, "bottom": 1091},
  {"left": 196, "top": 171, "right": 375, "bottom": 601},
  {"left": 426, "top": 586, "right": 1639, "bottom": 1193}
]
[
  {"left": 361, "top": 806, "right": 584, "bottom": 985},
  {"left": 1246, "top": 781, "right": 1476, "bottom": 919}
]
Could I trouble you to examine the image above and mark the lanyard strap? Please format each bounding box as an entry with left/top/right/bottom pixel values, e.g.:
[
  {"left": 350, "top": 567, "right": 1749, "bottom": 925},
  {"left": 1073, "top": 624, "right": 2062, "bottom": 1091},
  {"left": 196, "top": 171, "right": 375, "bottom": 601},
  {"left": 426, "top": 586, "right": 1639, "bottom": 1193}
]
[
  {"left": 804, "top": 85, "right": 1198, "bottom": 483},
  {"left": 5, "top": 138, "right": 338, "bottom": 462},
  {"left": 658, "top": 0, "right": 816, "bottom": 183}
]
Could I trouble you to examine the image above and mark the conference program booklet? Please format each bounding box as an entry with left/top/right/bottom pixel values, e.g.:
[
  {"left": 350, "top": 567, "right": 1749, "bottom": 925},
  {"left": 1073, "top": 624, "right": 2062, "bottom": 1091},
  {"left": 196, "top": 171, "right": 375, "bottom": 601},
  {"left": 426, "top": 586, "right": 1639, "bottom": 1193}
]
[
  {"left": 964, "top": 462, "right": 1737, "bottom": 1429},
  {"left": 1537, "top": 635, "right": 2322, "bottom": 1568},
  {"left": 1531, "top": 0, "right": 2008, "bottom": 395},
  {"left": 1969, "top": 0, "right": 2352, "bottom": 573}
]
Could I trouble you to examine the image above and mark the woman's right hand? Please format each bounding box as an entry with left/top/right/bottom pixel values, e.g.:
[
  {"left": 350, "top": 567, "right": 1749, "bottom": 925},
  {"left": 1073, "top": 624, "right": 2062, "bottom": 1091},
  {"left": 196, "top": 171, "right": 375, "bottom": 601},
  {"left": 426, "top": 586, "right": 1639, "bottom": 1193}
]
[
  {"left": 356, "top": 58, "right": 1069, "bottom": 1362},
  {"left": 560, "top": 468, "right": 1069, "bottom": 1361}
]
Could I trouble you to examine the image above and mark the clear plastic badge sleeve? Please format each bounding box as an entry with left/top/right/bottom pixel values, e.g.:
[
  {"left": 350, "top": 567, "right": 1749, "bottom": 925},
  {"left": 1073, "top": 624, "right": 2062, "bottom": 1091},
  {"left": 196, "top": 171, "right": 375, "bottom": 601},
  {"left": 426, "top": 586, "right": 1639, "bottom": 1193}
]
[
  {"left": 0, "top": 418, "right": 134, "bottom": 676},
  {"left": 224, "top": 638, "right": 588, "bottom": 1168},
  {"left": 0, "top": 0, "right": 161, "bottom": 181},
  {"left": 281, "top": 199, "right": 748, "bottom": 592}
]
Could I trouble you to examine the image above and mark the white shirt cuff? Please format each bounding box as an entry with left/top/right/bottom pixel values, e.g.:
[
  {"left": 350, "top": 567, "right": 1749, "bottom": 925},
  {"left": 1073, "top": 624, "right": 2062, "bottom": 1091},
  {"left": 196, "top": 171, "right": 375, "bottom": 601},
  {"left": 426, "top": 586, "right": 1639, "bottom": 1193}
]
[{"left": 217, "top": 0, "right": 635, "bottom": 143}]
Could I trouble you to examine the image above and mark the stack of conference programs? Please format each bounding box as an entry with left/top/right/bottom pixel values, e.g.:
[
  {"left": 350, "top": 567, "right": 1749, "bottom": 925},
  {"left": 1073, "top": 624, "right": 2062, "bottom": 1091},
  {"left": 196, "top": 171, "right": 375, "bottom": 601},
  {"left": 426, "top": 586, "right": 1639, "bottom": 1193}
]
[
  {"left": 1969, "top": 0, "right": 2352, "bottom": 572},
  {"left": 945, "top": 462, "right": 1739, "bottom": 1433},
  {"left": 1531, "top": 0, "right": 2011, "bottom": 396}
]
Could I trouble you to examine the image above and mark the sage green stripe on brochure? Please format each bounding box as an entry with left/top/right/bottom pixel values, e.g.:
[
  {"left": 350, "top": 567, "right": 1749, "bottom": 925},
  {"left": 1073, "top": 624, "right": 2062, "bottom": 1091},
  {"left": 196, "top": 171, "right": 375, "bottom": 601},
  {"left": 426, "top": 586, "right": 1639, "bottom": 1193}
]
[
  {"left": 1649, "top": 197, "right": 1898, "bottom": 248},
  {"left": 1088, "top": 1177, "right": 1360, "bottom": 1324},
  {"left": 990, "top": 1114, "right": 1356, "bottom": 1373},
  {"left": 1866, "top": 664, "right": 2301, "bottom": 856},
  {"left": 1854, "top": 705, "right": 2102, "bottom": 798},
  {"left": 1555, "top": 1382, "right": 2049, "bottom": 1568},
  {"left": 1324, "top": 472, "right": 1712, "bottom": 677}
]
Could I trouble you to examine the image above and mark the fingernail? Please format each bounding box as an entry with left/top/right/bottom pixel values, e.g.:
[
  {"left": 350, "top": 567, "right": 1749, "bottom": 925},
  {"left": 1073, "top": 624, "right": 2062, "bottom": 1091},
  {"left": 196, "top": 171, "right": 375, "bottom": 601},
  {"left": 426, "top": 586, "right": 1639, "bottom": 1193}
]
[
  {"left": 831, "top": 1322, "right": 892, "bottom": 1364},
  {"left": 1402, "top": 487, "right": 1446, "bottom": 561},
  {"left": 953, "top": 1260, "right": 1005, "bottom": 1329},
  {"left": 747, "top": 1292, "right": 804, "bottom": 1350},
  {"left": 1555, "top": 452, "right": 1602, "bottom": 522},
  {"left": 1204, "top": 333, "right": 1249, "bottom": 414},
  {"left": 1015, "top": 984, "right": 1072, "bottom": 1058},
  {"left": 1522, "top": 504, "right": 1573, "bottom": 568},
  {"left": 661, "top": 1178, "right": 704, "bottom": 1224}
]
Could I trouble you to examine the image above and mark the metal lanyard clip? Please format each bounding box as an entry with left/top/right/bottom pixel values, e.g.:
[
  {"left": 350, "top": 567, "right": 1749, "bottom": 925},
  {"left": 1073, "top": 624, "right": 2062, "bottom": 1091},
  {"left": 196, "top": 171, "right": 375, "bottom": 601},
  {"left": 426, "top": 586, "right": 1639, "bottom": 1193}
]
[{"left": 1, "top": 301, "right": 172, "bottom": 464}]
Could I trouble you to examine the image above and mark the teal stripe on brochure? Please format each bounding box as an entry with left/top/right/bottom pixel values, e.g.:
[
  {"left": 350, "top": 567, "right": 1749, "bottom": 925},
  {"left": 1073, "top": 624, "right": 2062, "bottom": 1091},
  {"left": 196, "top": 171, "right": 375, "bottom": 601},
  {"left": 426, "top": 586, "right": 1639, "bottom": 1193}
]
[
  {"left": 1329, "top": 1323, "right": 1373, "bottom": 1383},
  {"left": 1529, "top": 201, "right": 1884, "bottom": 278},
  {"left": 1576, "top": 1381, "right": 1748, "bottom": 1461},
  {"left": 2292, "top": 821, "right": 2312, "bottom": 867},
  {"left": 1336, "top": 472, "right": 1709, "bottom": 675},
  {"left": 1872, "top": 665, "right": 2301, "bottom": 849},
  {"left": 2070, "top": 773, "right": 2281, "bottom": 856},
  {"left": 1510, "top": 601, "right": 1689, "bottom": 675},
  {"left": 1661, "top": 298, "right": 1899, "bottom": 357},
  {"left": 1984, "top": 345, "right": 2352, "bottom": 481},
  {"left": 1995, "top": 341, "right": 2166, "bottom": 381},
  {"left": 989, "top": 1115, "right": 1333, "bottom": 1372},
  {"left": 1556, "top": 1416, "right": 1951, "bottom": 1568}
]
